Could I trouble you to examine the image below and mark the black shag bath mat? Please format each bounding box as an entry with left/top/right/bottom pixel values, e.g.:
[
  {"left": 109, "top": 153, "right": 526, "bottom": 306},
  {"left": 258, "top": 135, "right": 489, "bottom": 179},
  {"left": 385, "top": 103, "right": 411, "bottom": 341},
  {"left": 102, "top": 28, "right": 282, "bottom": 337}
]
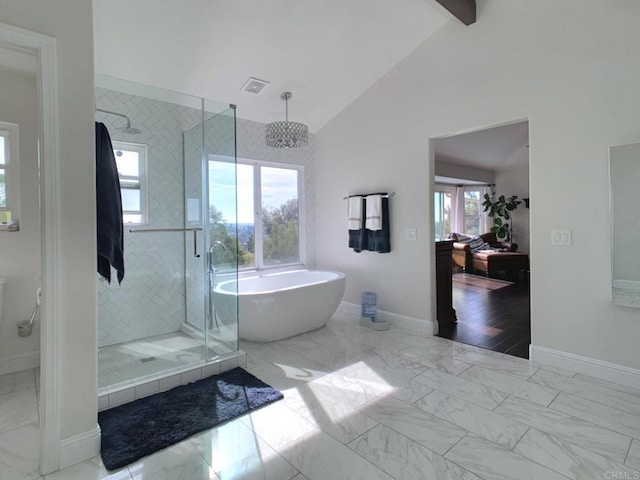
[{"left": 98, "top": 367, "right": 283, "bottom": 470}]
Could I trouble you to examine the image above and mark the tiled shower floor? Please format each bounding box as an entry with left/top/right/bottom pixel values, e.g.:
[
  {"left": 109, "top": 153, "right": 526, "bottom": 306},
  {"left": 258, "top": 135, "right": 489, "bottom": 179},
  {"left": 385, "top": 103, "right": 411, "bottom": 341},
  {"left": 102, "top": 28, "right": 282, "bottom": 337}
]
[{"left": 98, "top": 332, "right": 224, "bottom": 389}]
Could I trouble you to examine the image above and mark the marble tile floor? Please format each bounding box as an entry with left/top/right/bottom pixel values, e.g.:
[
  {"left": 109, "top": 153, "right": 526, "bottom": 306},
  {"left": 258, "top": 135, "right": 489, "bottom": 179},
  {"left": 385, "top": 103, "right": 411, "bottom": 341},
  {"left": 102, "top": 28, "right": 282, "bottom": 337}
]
[
  {"left": 5, "top": 304, "right": 640, "bottom": 479},
  {"left": 0, "top": 368, "right": 40, "bottom": 480}
]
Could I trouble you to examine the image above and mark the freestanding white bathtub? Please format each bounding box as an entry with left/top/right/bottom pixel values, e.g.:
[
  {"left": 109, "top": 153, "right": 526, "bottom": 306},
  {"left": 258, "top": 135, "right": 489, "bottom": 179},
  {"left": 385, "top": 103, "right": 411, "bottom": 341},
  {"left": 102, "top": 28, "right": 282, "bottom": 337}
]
[{"left": 213, "top": 269, "right": 346, "bottom": 342}]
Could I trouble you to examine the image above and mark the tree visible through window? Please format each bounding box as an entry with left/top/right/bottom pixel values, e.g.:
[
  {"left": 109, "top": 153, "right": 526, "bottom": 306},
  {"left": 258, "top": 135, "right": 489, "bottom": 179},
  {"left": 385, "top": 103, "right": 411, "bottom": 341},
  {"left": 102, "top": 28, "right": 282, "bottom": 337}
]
[
  {"left": 208, "top": 157, "right": 303, "bottom": 270},
  {"left": 261, "top": 166, "right": 300, "bottom": 266},
  {"left": 463, "top": 188, "right": 483, "bottom": 236}
]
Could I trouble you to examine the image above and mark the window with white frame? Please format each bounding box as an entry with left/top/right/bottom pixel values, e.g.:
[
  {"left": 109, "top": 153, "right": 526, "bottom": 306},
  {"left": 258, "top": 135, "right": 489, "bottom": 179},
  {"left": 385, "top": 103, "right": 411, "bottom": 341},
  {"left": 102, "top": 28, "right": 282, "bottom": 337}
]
[
  {"left": 434, "top": 185, "right": 454, "bottom": 241},
  {"left": 112, "top": 141, "right": 148, "bottom": 225},
  {"left": 0, "top": 122, "right": 19, "bottom": 225},
  {"left": 463, "top": 187, "right": 484, "bottom": 236},
  {"left": 208, "top": 156, "right": 304, "bottom": 270}
]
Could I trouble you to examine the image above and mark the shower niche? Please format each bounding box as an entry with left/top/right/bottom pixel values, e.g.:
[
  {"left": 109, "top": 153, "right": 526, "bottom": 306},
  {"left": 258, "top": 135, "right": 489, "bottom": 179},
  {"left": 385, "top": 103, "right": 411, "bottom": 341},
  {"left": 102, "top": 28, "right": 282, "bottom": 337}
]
[{"left": 95, "top": 76, "right": 240, "bottom": 396}]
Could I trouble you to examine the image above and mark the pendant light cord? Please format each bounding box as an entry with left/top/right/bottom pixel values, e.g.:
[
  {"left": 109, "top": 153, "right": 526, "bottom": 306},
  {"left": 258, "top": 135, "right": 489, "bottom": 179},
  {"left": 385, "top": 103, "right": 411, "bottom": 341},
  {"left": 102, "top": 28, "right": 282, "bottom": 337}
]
[{"left": 285, "top": 96, "right": 289, "bottom": 122}]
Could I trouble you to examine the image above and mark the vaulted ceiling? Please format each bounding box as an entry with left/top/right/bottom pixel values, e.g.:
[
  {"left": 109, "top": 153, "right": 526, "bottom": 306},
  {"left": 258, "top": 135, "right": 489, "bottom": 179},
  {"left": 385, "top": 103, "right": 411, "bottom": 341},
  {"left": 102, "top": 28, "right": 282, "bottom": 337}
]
[{"left": 93, "top": 0, "right": 454, "bottom": 132}]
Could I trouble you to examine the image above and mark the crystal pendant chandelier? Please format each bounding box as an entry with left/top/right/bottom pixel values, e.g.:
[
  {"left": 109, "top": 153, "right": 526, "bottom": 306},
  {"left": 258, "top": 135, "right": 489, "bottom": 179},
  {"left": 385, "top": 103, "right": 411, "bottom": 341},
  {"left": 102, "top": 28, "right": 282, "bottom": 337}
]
[{"left": 265, "top": 91, "right": 309, "bottom": 148}]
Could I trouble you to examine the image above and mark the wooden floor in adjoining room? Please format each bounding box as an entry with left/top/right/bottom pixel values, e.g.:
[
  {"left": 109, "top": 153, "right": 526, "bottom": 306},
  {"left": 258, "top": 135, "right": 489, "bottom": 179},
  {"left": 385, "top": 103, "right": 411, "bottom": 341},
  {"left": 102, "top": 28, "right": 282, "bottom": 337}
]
[{"left": 438, "top": 272, "right": 531, "bottom": 359}]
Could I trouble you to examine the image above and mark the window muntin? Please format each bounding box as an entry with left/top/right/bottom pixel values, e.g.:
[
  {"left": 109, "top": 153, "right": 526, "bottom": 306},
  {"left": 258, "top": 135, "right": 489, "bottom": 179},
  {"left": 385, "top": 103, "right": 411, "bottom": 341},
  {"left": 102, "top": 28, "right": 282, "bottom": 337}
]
[
  {"left": 112, "top": 141, "right": 148, "bottom": 225},
  {"left": 208, "top": 156, "right": 303, "bottom": 271}
]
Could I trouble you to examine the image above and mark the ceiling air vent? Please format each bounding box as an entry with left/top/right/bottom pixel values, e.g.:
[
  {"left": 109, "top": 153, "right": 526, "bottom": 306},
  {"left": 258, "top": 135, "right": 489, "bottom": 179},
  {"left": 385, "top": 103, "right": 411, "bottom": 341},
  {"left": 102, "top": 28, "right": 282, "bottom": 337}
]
[{"left": 241, "top": 77, "right": 269, "bottom": 94}]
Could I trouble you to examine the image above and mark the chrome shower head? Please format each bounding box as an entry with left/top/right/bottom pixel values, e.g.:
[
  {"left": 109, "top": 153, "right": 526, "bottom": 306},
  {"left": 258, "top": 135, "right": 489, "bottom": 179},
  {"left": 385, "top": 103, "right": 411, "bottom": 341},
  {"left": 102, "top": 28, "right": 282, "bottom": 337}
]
[
  {"left": 116, "top": 117, "right": 142, "bottom": 135},
  {"left": 96, "top": 107, "right": 142, "bottom": 135},
  {"left": 117, "top": 125, "right": 142, "bottom": 135}
]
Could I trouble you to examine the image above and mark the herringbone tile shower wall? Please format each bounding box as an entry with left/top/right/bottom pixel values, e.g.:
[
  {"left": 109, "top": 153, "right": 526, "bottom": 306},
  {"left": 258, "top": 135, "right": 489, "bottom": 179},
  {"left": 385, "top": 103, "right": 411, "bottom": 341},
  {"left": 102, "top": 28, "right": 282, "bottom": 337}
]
[{"left": 96, "top": 88, "right": 201, "bottom": 347}]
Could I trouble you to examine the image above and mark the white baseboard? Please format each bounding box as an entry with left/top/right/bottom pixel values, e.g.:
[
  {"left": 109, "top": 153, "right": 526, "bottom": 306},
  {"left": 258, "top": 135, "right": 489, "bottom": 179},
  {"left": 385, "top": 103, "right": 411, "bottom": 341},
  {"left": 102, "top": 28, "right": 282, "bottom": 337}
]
[
  {"left": 0, "top": 351, "right": 39, "bottom": 375},
  {"left": 340, "top": 302, "right": 436, "bottom": 335},
  {"left": 59, "top": 424, "right": 101, "bottom": 470},
  {"left": 613, "top": 279, "right": 640, "bottom": 290},
  {"left": 530, "top": 345, "right": 640, "bottom": 390}
]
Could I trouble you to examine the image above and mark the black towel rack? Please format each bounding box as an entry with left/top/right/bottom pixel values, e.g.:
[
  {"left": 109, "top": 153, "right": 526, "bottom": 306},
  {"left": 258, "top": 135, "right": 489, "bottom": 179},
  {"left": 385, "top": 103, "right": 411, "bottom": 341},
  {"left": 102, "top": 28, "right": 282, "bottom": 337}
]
[{"left": 343, "top": 192, "right": 395, "bottom": 199}]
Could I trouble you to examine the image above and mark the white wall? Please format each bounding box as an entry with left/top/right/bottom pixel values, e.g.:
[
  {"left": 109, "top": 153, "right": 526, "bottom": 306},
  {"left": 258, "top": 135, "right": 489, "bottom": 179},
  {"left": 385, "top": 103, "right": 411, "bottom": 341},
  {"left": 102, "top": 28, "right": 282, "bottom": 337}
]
[
  {"left": 0, "top": 69, "right": 40, "bottom": 364},
  {"left": 494, "top": 162, "right": 530, "bottom": 254},
  {"left": 435, "top": 160, "right": 494, "bottom": 184},
  {"left": 0, "top": 0, "right": 97, "bottom": 445},
  {"left": 316, "top": 0, "right": 640, "bottom": 369}
]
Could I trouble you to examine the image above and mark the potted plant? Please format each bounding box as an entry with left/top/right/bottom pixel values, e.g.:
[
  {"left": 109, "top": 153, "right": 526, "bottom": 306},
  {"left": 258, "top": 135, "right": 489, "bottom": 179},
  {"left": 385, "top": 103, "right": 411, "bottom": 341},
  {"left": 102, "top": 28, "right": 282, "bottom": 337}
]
[{"left": 482, "top": 192, "right": 522, "bottom": 241}]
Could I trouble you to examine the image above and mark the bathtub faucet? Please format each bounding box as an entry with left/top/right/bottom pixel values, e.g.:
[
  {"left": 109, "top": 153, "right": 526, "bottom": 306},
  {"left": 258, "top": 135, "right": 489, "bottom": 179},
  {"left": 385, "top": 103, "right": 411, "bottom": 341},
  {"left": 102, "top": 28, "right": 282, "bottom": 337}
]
[{"left": 208, "top": 241, "right": 227, "bottom": 272}]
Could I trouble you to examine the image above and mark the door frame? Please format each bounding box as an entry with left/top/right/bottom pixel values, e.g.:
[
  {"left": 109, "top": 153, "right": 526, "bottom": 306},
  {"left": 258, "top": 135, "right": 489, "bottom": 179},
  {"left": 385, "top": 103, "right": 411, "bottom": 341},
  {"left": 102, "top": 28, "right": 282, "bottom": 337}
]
[
  {"left": 429, "top": 117, "right": 531, "bottom": 348},
  {"left": 0, "top": 22, "right": 62, "bottom": 475}
]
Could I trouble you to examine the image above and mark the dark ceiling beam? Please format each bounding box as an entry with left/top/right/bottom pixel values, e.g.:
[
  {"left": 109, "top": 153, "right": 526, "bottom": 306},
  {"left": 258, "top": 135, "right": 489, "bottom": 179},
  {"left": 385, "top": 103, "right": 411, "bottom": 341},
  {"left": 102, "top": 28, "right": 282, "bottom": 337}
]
[{"left": 435, "top": 0, "right": 476, "bottom": 26}]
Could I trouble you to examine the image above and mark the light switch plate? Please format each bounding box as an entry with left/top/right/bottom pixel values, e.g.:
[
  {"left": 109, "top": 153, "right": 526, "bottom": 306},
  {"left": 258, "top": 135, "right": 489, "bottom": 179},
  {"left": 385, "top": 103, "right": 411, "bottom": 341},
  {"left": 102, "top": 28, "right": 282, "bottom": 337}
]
[
  {"left": 407, "top": 228, "right": 417, "bottom": 240},
  {"left": 551, "top": 229, "right": 572, "bottom": 246}
]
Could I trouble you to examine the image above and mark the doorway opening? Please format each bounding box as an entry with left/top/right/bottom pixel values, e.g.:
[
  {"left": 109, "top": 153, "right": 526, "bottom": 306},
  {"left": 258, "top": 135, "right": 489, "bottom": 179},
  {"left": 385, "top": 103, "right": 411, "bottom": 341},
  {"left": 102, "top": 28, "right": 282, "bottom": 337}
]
[
  {"left": 432, "top": 120, "right": 531, "bottom": 358},
  {"left": 0, "top": 23, "right": 62, "bottom": 475},
  {"left": 0, "top": 37, "right": 45, "bottom": 476}
]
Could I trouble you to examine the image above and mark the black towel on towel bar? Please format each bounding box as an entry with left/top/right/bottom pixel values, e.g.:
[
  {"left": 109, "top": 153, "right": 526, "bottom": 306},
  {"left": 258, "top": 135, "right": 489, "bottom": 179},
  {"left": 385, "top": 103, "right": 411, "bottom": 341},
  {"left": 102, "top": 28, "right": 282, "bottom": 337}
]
[
  {"left": 95, "top": 122, "right": 125, "bottom": 284},
  {"left": 348, "top": 197, "right": 367, "bottom": 252},
  {"left": 366, "top": 197, "right": 390, "bottom": 253}
]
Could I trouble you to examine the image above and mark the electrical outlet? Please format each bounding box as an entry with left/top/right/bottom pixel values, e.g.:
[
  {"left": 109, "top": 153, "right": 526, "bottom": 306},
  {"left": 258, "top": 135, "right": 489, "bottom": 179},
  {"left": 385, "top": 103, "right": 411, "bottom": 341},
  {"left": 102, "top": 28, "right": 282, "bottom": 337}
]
[{"left": 551, "top": 229, "right": 572, "bottom": 246}]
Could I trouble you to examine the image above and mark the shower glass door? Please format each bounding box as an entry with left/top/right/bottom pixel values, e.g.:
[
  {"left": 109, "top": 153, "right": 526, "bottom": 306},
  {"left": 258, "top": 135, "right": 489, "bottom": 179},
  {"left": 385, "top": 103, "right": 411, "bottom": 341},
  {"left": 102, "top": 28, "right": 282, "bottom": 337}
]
[
  {"left": 204, "top": 103, "right": 239, "bottom": 359},
  {"left": 184, "top": 102, "right": 239, "bottom": 361}
]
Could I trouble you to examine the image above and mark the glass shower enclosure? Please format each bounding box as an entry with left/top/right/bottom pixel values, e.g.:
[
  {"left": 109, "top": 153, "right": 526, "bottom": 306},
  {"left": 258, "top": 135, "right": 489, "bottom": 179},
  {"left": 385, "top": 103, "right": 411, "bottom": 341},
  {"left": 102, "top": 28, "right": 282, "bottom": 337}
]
[
  {"left": 183, "top": 103, "right": 239, "bottom": 358},
  {"left": 96, "top": 77, "right": 239, "bottom": 391}
]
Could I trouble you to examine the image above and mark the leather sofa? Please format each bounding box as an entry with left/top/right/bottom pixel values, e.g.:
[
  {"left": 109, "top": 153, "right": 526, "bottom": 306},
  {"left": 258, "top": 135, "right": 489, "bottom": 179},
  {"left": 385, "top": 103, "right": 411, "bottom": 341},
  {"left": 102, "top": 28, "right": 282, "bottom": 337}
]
[{"left": 450, "top": 232, "right": 529, "bottom": 276}]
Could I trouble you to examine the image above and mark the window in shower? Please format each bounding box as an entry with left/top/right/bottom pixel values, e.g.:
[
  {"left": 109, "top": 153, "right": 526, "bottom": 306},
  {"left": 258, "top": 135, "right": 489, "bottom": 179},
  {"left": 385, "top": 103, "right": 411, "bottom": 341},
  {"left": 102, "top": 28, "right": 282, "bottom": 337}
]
[
  {"left": 0, "top": 123, "right": 19, "bottom": 225},
  {"left": 113, "top": 140, "right": 148, "bottom": 225},
  {"left": 209, "top": 156, "right": 304, "bottom": 270}
]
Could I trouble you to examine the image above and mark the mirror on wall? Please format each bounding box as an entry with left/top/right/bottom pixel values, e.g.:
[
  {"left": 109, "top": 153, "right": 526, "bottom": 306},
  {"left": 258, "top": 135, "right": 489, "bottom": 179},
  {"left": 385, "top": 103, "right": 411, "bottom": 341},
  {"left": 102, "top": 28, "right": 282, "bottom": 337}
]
[{"left": 610, "top": 142, "right": 640, "bottom": 307}]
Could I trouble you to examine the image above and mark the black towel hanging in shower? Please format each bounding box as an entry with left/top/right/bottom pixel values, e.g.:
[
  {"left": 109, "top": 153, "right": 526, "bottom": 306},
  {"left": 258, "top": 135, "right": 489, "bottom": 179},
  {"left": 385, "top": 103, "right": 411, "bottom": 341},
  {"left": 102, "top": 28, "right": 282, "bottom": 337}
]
[{"left": 95, "top": 122, "right": 125, "bottom": 284}]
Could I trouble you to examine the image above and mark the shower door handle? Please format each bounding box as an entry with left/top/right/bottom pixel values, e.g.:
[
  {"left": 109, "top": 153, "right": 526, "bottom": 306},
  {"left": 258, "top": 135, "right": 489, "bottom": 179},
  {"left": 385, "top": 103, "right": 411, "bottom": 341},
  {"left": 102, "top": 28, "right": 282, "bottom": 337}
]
[{"left": 192, "top": 230, "right": 200, "bottom": 258}]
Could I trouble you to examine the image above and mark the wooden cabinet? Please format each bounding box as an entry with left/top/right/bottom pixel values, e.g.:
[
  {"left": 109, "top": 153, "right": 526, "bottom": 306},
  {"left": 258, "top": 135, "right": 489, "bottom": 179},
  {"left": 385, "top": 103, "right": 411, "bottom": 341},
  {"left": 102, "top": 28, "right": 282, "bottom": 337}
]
[{"left": 435, "top": 241, "right": 457, "bottom": 327}]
